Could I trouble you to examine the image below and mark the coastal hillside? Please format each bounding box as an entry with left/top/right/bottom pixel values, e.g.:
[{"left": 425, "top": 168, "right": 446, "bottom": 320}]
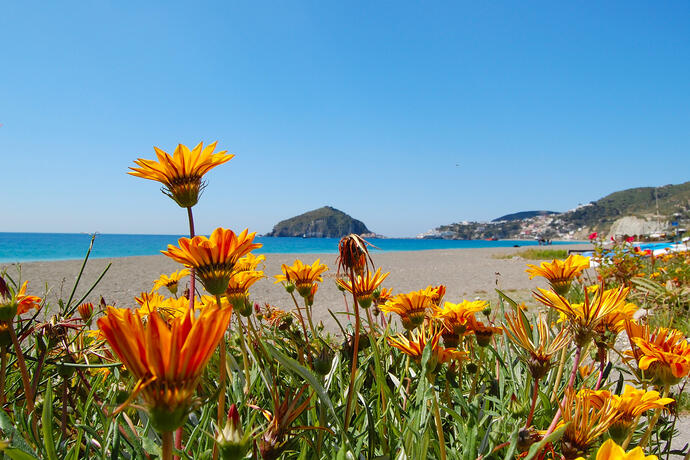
[
  {"left": 492, "top": 210, "right": 559, "bottom": 222},
  {"left": 266, "top": 206, "right": 372, "bottom": 238},
  {"left": 423, "top": 181, "right": 690, "bottom": 240}
]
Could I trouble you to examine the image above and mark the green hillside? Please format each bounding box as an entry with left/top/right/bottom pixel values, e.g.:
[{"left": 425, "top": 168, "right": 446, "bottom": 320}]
[
  {"left": 564, "top": 181, "right": 690, "bottom": 230},
  {"left": 266, "top": 206, "right": 371, "bottom": 238}
]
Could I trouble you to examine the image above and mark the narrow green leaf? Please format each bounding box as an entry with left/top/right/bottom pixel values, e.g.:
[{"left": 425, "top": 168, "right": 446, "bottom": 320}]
[
  {"left": 524, "top": 423, "right": 569, "bottom": 460},
  {"left": 42, "top": 379, "right": 58, "bottom": 460}
]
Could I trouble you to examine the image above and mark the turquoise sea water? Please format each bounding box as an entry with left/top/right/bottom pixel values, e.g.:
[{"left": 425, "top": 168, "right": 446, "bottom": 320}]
[{"left": 0, "top": 232, "right": 576, "bottom": 263}]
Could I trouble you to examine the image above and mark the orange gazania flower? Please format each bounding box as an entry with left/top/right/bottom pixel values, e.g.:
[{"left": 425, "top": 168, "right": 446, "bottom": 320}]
[
  {"left": 129, "top": 141, "right": 234, "bottom": 207},
  {"left": 504, "top": 311, "right": 570, "bottom": 379},
  {"left": 425, "top": 285, "right": 446, "bottom": 307},
  {"left": 380, "top": 289, "right": 434, "bottom": 330},
  {"left": 15, "top": 281, "right": 42, "bottom": 315},
  {"left": 388, "top": 325, "right": 465, "bottom": 371},
  {"left": 225, "top": 270, "right": 264, "bottom": 315},
  {"left": 152, "top": 269, "right": 190, "bottom": 296},
  {"left": 526, "top": 254, "right": 590, "bottom": 295},
  {"left": 274, "top": 259, "right": 328, "bottom": 298},
  {"left": 465, "top": 316, "right": 502, "bottom": 347},
  {"left": 584, "top": 439, "right": 657, "bottom": 460},
  {"left": 336, "top": 268, "right": 389, "bottom": 309},
  {"left": 632, "top": 328, "right": 690, "bottom": 385},
  {"left": 432, "top": 300, "right": 486, "bottom": 347},
  {"left": 533, "top": 286, "right": 630, "bottom": 347},
  {"left": 97, "top": 305, "right": 232, "bottom": 433},
  {"left": 580, "top": 384, "right": 674, "bottom": 441},
  {"left": 559, "top": 389, "right": 620, "bottom": 460},
  {"left": 162, "top": 228, "right": 262, "bottom": 296}
]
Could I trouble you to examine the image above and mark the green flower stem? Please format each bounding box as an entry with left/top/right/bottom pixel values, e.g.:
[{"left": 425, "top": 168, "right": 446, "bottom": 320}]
[
  {"left": 235, "top": 311, "right": 252, "bottom": 394},
  {"left": 638, "top": 384, "right": 670, "bottom": 448},
  {"left": 432, "top": 389, "right": 447, "bottom": 460},
  {"left": 8, "top": 325, "right": 34, "bottom": 413},
  {"left": 288, "top": 290, "right": 311, "bottom": 359},
  {"left": 303, "top": 296, "right": 317, "bottom": 340},
  {"left": 550, "top": 347, "right": 567, "bottom": 402},
  {"left": 216, "top": 294, "right": 228, "bottom": 426},
  {"left": 621, "top": 413, "right": 643, "bottom": 450},
  {"left": 0, "top": 346, "right": 6, "bottom": 405}
]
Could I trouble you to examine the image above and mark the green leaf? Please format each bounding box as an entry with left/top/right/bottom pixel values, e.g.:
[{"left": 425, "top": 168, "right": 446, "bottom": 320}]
[
  {"left": 42, "top": 378, "right": 58, "bottom": 460},
  {"left": 264, "top": 342, "right": 353, "bottom": 450},
  {"left": 0, "top": 410, "right": 37, "bottom": 456},
  {"left": 0, "top": 446, "right": 40, "bottom": 460}
]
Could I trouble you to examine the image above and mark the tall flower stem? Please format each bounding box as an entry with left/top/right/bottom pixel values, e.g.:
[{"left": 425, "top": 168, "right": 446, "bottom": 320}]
[
  {"left": 594, "top": 349, "right": 607, "bottom": 391},
  {"left": 621, "top": 414, "right": 643, "bottom": 450},
  {"left": 186, "top": 206, "right": 197, "bottom": 308},
  {"left": 303, "top": 297, "right": 317, "bottom": 339},
  {"left": 432, "top": 389, "right": 447, "bottom": 460},
  {"left": 550, "top": 348, "right": 567, "bottom": 402},
  {"left": 177, "top": 205, "right": 197, "bottom": 460},
  {"left": 524, "top": 377, "right": 541, "bottom": 428},
  {"left": 289, "top": 291, "right": 311, "bottom": 355},
  {"left": 544, "top": 346, "right": 582, "bottom": 436},
  {"left": 215, "top": 295, "right": 227, "bottom": 425},
  {"left": 344, "top": 267, "right": 361, "bottom": 431},
  {"left": 8, "top": 326, "right": 34, "bottom": 413},
  {"left": 638, "top": 384, "right": 670, "bottom": 448},
  {"left": 0, "top": 346, "right": 6, "bottom": 405},
  {"left": 235, "top": 311, "right": 252, "bottom": 394},
  {"left": 162, "top": 431, "right": 173, "bottom": 460}
]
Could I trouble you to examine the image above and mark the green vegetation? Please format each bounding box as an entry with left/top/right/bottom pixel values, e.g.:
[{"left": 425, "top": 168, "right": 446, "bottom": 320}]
[
  {"left": 494, "top": 248, "right": 568, "bottom": 260},
  {"left": 266, "top": 206, "right": 371, "bottom": 238},
  {"left": 492, "top": 210, "right": 559, "bottom": 222}
]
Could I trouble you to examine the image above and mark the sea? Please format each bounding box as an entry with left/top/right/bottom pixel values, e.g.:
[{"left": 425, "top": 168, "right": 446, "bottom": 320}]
[{"left": 0, "top": 232, "right": 576, "bottom": 263}]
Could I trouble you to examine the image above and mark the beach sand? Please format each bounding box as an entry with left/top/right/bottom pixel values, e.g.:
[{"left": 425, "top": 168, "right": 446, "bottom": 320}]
[{"left": 5, "top": 243, "right": 592, "bottom": 329}]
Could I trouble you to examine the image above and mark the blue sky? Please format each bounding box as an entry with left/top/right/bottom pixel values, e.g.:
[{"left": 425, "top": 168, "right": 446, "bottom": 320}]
[{"left": 2, "top": 1, "right": 689, "bottom": 237}]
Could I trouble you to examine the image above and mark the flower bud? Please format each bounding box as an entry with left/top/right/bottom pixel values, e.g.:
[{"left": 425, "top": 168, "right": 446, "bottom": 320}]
[
  {"left": 284, "top": 281, "right": 296, "bottom": 294},
  {"left": 78, "top": 302, "right": 94, "bottom": 325},
  {"left": 216, "top": 404, "right": 252, "bottom": 460}
]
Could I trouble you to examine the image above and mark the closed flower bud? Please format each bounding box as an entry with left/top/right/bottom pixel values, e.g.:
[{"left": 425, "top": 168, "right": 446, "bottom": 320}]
[{"left": 216, "top": 404, "right": 252, "bottom": 460}]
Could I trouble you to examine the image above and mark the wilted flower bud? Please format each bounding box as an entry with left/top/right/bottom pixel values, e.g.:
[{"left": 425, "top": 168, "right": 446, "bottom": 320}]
[
  {"left": 78, "top": 302, "right": 94, "bottom": 324},
  {"left": 0, "top": 276, "right": 17, "bottom": 322},
  {"left": 216, "top": 404, "right": 252, "bottom": 460}
]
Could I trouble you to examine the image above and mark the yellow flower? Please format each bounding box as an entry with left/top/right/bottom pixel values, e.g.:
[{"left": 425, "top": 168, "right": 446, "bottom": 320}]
[
  {"left": 465, "top": 316, "right": 503, "bottom": 347},
  {"left": 0, "top": 280, "right": 42, "bottom": 321},
  {"left": 504, "top": 311, "right": 570, "bottom": 379},
  {"left": 274, "top": 259, "right": 328, "bottom": 298},
  {"left": 595, "top": 302, "right": 638, "bottom": 344},
  {"left": 97, "top": 305, "right": 232, "bottom": 433},
  {"left": 425, "top": 285, "right": 446, "bottom": 307},
  {"left": 388, "top": 325, "right": 465, "bottom": 374},
  {"left": 135, "top": 292, "right": 199, "bottom": 320},
  {"left": 526, "top": 254, "right": 590, "bottom": 295},
  {"left": 583, "top": 439, "right": 657, "bottom": 460},
  {"left": 335, "top": 268, "right": 389, "bottom": 309},
  {"left": 162, "top": 228, "right": 262, "bottom": 296},
  {"left": 152, "top": 269, "right": 190, "bottom": 296},
  {"left": 225, "top": 270, "right": 264, "bottom": 315},
  {"left": 581, "top": 385, "right": 674, "bottom": 441},
  {"left": 129, "top": 141, "right": 234, "bottom": 207},
  {"left": 560, "top": 389, "right": 620, "bottom": 460},
  {"left": 533, "top": 286, "right": 630, "bottom": 347},
  {"left": 234, "top": 253, "right": 265, "bottom": 273},
  {"left": 433, "top": 300, "right": 486, "bottom": 347},
  {"left": 380, "top": 289, "right": 434, "bottom": 330}
]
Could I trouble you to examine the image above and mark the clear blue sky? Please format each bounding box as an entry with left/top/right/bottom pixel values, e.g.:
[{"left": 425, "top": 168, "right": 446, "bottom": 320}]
[{"left": 2, "top": 1, "right": 689, "bottom": 237}]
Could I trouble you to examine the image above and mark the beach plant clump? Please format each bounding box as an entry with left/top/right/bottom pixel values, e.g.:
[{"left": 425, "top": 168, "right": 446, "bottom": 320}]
[{"left": 0, "top": 143, "right": 688, "bottom": 459}]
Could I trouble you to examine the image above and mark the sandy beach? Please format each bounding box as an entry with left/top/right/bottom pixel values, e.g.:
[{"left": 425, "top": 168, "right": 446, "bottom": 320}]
[{"left": 5, "top": 243, "right": 591, "bottom": 329}]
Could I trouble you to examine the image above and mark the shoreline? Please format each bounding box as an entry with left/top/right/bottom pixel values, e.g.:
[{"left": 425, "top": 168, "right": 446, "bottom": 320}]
[
  {"left": 0, "top": 238, "right": 590, "bottom": 265},
  {"left": 5, "top": 244, "right": 591, "bottom": 331}
]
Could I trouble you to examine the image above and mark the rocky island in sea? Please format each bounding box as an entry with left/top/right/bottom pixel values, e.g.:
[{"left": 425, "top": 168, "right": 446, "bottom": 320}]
[{"left": 265, "top": 206, "right": 375, "bottom": 238}]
